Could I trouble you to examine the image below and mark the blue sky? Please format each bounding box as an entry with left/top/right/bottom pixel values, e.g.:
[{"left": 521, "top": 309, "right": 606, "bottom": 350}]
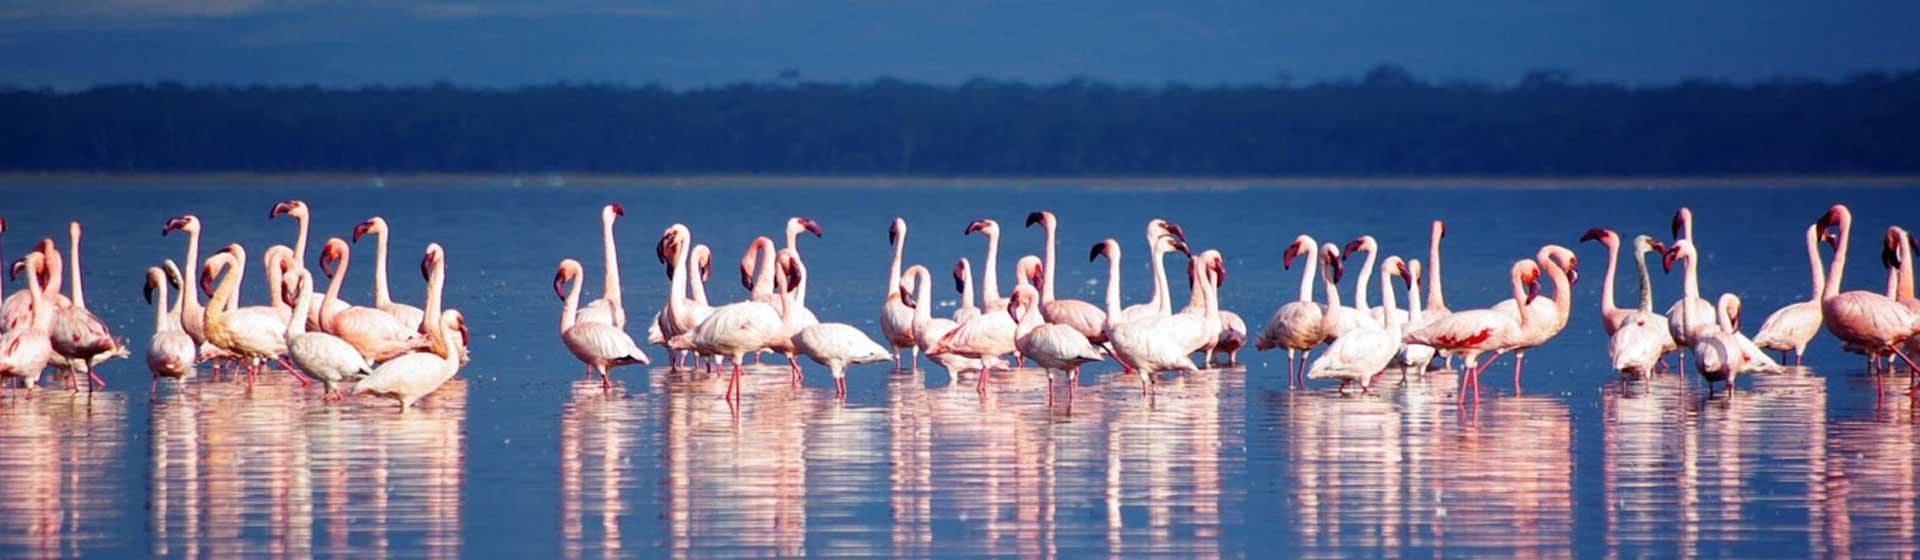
[{"left": 2, "top": 0, "right": 1917, "bottom": 89}]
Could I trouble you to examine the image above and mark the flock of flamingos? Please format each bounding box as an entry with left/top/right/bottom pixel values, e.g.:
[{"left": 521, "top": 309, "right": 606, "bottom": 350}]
[{"left": 0, "top": 200, "right": 1915, "bottom": 408}]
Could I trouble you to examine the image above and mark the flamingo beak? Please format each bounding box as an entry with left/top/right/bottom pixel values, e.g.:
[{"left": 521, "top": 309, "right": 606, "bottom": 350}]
[
  {"left": 800, "top": 218, "right": 822, "bottom": 237},
  {"left": 1884, "top": 241, "right": 1900, "bottom": 269},
  {"left": 199, "top": 266, "right": 215, "bottom": 297},
  {"left": 553, "top": 269, "right": 568, "bottom": 301},
  {"left": 420, "top": 251, "right": 435, "bottom": 281},
  {"left": 952, "top": 264, "right": 967, "bottom": 294},
  {"left": 319, "top": 248, "right": 338, "bottom": 278},
  {"left": 965, "top": 220, "right": 988, "bottom": 236},
  {"left": 7, "top": 258, "right": 23, "bottom": 282},
  {"left": 1212, "top": 258, "right": 1227, "bottom": 287},
  {"left": 902, "top": 285, "right": 918, "bottom": 309},
  {"left": 163, "top": 216, "right": 192, "bottom": 236},
  {"left": 1283, "top": 244, "right": 1299, "bottom": 270},
  {"left": 352, "top": 220, "right": 375, "bottom": 243},
  {"left": 700, "top": 256, "right": 712, "bottom": 284},
  {"left": 1579, "top": 228, "right": 1606, "bottom": 244},
  {"left": 1670, "top": 209, "right": 1686, "bottom": 239},
  {"left": 1341, "top": 239, "right": 1364, "bottom": 260},
  {"left": 1566, "top": 266, "right": 1580, "bottom": 286},
  {"left": 269, "top": 200, "right": 298, "bottom": 219},
  {"left": 609, "top": 203, "right": 625, "bottom": 217},
  {"left": 1024, "top": 212, "right": 1045, "bottom": 228},
  {"left": 1649, "top": 240, "right": 1666, "bottom": 255},
  {"left": 1164, "top": 223, "right": 1187, "bottom": 243},
  {"left": 888, "top": 221, "right": 900, "bottom": 246},
  {"left": 1087, "top": 242, "right": 1104, "bottom": 262},
  {"left": 1328, "top": 256, "right": 1345, "bottom": 284},
  {"left": 1397, "top": 261, "right": 1412, "bottom": 289},
  {"left": 456, "top": 322, "right": 471, "bottom": 346},
  {"left": 143, "top": 277, "right": 156, "bottom": 305},
  {"left": 1662, "top": 247, "right": 1679, "bottom": 272},
  {"left": 1171, "top": 239, "right": 1191, "bottom": 257},
  {"left": 1525, "top": 278, "right": 1541, "bottom": 305}
]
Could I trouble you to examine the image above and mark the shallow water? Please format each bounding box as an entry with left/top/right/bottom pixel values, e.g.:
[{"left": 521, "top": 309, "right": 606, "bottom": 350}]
[{"left": 0, "top": 181, "right": 1916, "bottom": 557}]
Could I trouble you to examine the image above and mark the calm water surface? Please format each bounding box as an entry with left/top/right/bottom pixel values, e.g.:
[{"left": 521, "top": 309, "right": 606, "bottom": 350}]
[{"left": 0, "top": 181, "right": 1916, "bottom": 557}]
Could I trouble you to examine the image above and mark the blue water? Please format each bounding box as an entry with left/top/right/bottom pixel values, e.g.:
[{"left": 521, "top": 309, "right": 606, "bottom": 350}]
[{"left": 0, "top": 180, "right": 1916, "bottom": 558}]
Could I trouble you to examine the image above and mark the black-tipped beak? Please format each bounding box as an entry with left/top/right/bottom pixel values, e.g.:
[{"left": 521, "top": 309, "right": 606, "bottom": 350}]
[
  {"left": 965, "top": 220, "right": 988, "bottom": 236},
  {"left": 901, "top": 286, "right": 918, "bottom": 309},
  {"left": 739, "top": 264, "right": 753, "bottom": 291},
  {"left": 163, "top": 216, "right": 191, "bottom": 236},
  {"left": 270, "top": 200, "right": 298, "bottom": 219},
  {"left": 199, "top": 267, "right": 215, "bottom": 297},
  {"left": 1087, "top": 242, "right": 1104, "bottom": 262},
  {"left": 1525, "top": 279, "right": 1541, "bottom": 305},
  {"left": 352, "top": 220, "right": 374, "bottom": 243},
  {"left": 1566, "top": 266, "right": 1580, "bottom": 286},
  {"left": 800, "top": 218, "right": 822, "bottom": 237},
  {"left": 1662, "top": 248, "right": 1679, "bottom": 273},
  {"left": 1579, "top": 228, "right": 1607, "bottom": 244},
  {"left": 1283, "top": 245, "right": 1299, "bottom": 270},
  {"left": 7, "top": 258, "right": 22, "bottom": 282},
  {"left": 1670, "top": 210, "right": 1686, "bottom": 239},
  {"left": 1164, "top": 223, "right": 1187, "bottom": 243},
  {"left": 888, "top": 222, "right": 900, "bottom": 246},
  {"left": 1885, "top": 243, "right": 1901, "bottom": 269},
  {"left": 1341, "top": 239, "right": 1364, "bottom": 260},
  {"left": 1212, "top": 259, "right": 1227, "bottom": 287},
  {"left": 143, "top": 279, "right": 155, "bottom": 305},
  {"left": 952, "top": 265, "right": 966, "bottom": 294},
  {"left": 420, "top": 252, "right": 435, "bottom": 281},
  {"left": 609, "top": 203, "right": 625, "bottom": 217},
  {"left": 553, "top": 269, "right": 568, "bottom": 301},
  {"left": 1025, "top": 212, "right": 1045, "bottom": 228},
  {"left": 1328, "top": 257, "right": 1345, "bottom": 284},
  {"left": 1171, "top": 239, "right": 1191, "bottom": 257},
  {"left": 655, "top": 234, "right": 671, "bottom": 264}
]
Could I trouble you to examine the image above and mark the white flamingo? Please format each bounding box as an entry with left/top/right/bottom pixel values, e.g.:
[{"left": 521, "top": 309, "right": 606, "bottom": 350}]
[
  {"left": 352, "top": 216, "right": 427, "bottom": 332},
  {"left": 1009, "top": 284, "right": 1104, "bottom": 404},
  {"left": 1690, "top": 293, "right": 1756, "bottom": 395},
  {"left": 926, "top": 252, "right": 1025, "bottom": 394},
  {"left": 1663, "top": 240, "right": 1779, "bottom": 375},
  {"left": 555, "top": 258, "right": 649, "bottom": 390},
  {"left": 792, "top": 323, "right": 892, "bottom": 398},
  {"left": 1306, "top": 254, "right": 1406, "bottom": 394},
  {"left": 270, "top": 199, "right": 349, "bottom": 326},
  {"left": 49, "top": 221, "right": 125, "bottom": 390},
  {"left": 879, "top": 217, "right": 918, "bottom": 368},
  {"left": 0, "top": 251, "right": 54, "bottom": 395},
  {"left": 283, "top": 268, "right": 371, "bottom": 401},
  {"left": 161, "top": 216, "right": 214, "bottom": 347},
  {"left": 1118, "top": 222, "right": 1190, "bottom": 322},
  {"left": 761, "top": 250, "right": 821, "bottom": 383},
  {"left": 355, "top": 244, "right": 468, "bottom": 409},
  {"left": 1606, "top": 236, "right": 1678, "bottom": 375},
  {"left": 963, "top": 218, "right": 1010, "bottom": 313},
  {"left": 145, "top": 264, "right": 196, "bottom": 392},
  {"left": 1342, "top": 236, "right": 1393, "bottom": 329},
  {"left": 1025, "top": 211, "right": 1109, "bottom": 347},
  {"left": 1188, "top": 249, "right": 1245, "bottom": 367},
  {"left": 1752, "top": 224, "right": 1827, "bottom": 365},
  {"left": 1393, "top": 259, "right": 1437, "bottom": 373},
  {"left": 1319, "top": 243, "right": 1373, "bottom": 342},
  {"left": 679, "top": 248, "right": 791, "bottom": 402},
  {"left": 655, "top": 224, "right": 714, "bottom": 370},
  {"left": 1106, "top": 245, "right": 1218, "bottom": 396},
  {"left": 1255, "top": 234, "right": 1332, "bottom": 384},
  {"left": 571, "top": 204, "right": 627, "bottom": 327},
  {"left": 952, "top": 258, "right": 982, "bottom": 325},
  {"left": 201, "top": 247, "right": 305, "bottom": 387},
  {"left": 903, "top": 265, "right": 1001, "bottom": 378},
  {"left": 1665, "top": 208, "right": 1715, "bottom": 360},
  {"left": 1403, "top": 260, "right": 1538, "bottom": 395}
]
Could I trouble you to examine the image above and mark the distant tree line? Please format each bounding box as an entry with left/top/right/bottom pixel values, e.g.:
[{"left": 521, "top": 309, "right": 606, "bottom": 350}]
[{"left": 3, "top": 65, "right": 1918, "bottom": 176}]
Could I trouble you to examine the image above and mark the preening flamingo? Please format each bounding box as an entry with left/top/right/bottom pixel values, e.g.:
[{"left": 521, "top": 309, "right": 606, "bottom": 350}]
[
  {"left": 1814, "top": 205, "right": 1920, "bottom": 389},
  {"left": 145, "top": 264, "right": 196, "bottom": 392},
  {"left": 1752, "top": 224, "right": 1826, "bottom": 365},
  {"left": 903, "top": 265, "right": 1001, "bottom": 378},
  {"left": 352, "top": 216, "right": 427, "bottom": 332},
  {"left": 317, "top": 239, "right": 429, "bottom": 362},
  {"left": 1106, "top": 243, "right": 1217, "bottom": 396},
  {"left": 879, "top": 217, "right": 918, "bottom": 368},
  {"left": 1403, "top": 260, "right": 1537, "bottom": 395},
  {"left": 792, "top": 323, "right": 892, "bottom": 398},
  {"left": 356, "top": 244, "right": 467, "bottom": 408},
  {"left": 1254, "top": 235, "right": 1332, "bottom": 385},
  {"left": 1188, "top": 250, "right": 1245, "bottom": 367},
  {"left": 1306, "top": 255, "right": 1407, "bottom": 394},
  {"left": 0, "top": 251, "right": 54, "bottom": 394},
  {"left": 49, "top": 221, "right": 124, "bottom": 390},
  {"left": 963, "top": 219, "right": 1010, "bottom": 313},
  {"left": 570, "top": 204, "right": 626, "bottom": 327},
  {"left": 1689, "top": 293, "right": 1756, "bottom": 395},
  {"left": 1009, "top": 284, "right": 1104, "bottom": 404},
  {"left": 1026, "top": 211, "right": 1109, "bottom": 347},
  {"left": 283, "top": 268, "right": 371, "bottom": 401},
  {"left": 555, "top": 258, "right": 649, "bottom": 390}
]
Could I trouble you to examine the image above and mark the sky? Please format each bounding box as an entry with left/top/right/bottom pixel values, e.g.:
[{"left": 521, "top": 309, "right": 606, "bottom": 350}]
[{"left": 2, "top": 0, "right": 1918, "bottom": 89}]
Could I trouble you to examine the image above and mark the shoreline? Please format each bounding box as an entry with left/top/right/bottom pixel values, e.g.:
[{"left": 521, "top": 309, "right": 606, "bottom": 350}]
[{"left": 2, "top": 172, "right": 1916, "bottom": 189}]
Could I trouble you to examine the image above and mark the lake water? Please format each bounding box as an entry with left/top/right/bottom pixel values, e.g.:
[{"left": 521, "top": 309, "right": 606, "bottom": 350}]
[{"left": 0, "top": 180, "right": 1916, "bottom": 558}]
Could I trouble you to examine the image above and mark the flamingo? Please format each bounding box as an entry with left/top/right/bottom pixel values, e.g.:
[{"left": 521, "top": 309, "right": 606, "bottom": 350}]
[
  {"left": 1403, "top": 260, "right": 1538, "bottom": 395},
  {"left": 1175, "top": 251, "right": 1227, "bottom": 365},
  {"left": 1319, "top": 243, "right": 1374, "bottom": 341},
  {"left": 351, "top": 216, "right": 427, "bottom": 332},
  {"left": 1605, "top": 236, "right": 1678, "bottom": 375},
  {"left": 1188, "top": 250, "right": 1246, "bottom": 367},
  {"left": 1254, "top": 235, "right": 1333, "bottom": 385},
  {"left": 649, "top": 242, "right": 713, "bottom": 365},
  {"left": 570, "top": 204, "right": 626, "bottom": 327},
  {"left": 160, "top": 216, "right": 213, "bottom": 347},
  {"left": 963, "top": 219, "right": 1010, "bottom": 313},
  {"left": 201, "top": 247, "right": 305, "bottom": 386},
  {"left": 778, "top": 217, "right": 823, "bottom": 301},
  {"left": 903, "top": 265, "right": 1001, "bottom": 378},
  {"left": 1009, "top": 284, "right": 1104, "bottom": 403},
  {"left": 1090, "top": 235, "right": 1188, "bottom": 341},
  {"left": 1665, "top": 208, "right": 1715, "bottom": 360},
  {"left": 555, "top": 258, "right": 649, "bottom": 389},
  {"left": 1690, "top": 293, "right": 1757, "bottom": 395},
  {"left": 1663, "top": 240, "right": 1780, "bottom": 375},
  {"left": 1752, "top": 224, "right": 1827, "bottom": 365},
  {"left": 282, "top": 268, "right": 371, "bottom": 401},
  {"left": 1106, "top": 243, "right": 1218, "bottom": 396},
  {"left": 952, "top": 258, "right": 983, "bottom": 325},
  {"left": 1813, "top": 205, "right": 1920, "bottom": 388},
  {"left": 0, "top": 239, "right": 69, "bottom": 331},
  {"left": 926, "top": 254, "right": 1026, "bottom": 395},
  {"left": 1489, "top": 245, "right": 1578, "bottom": 389},
  {"left": 145, "top": 264, "right": 196, "bottom": 392},
  {"left": 1393, "top": 259, "right": 1437, "bottom": 373},
  {"left": 1118, "top": 222, "right": 1190, "bottom": 322},
  {"left": 654, "top": 224, "right": 714, "bottom": 371},
  {"left": 1893, "top": 228, "right": 1920, "bottom": 360},
  {"left": 1581, "top": 228, "right": 1636, "bottom": 335},
  {"left": 679, "top": 246, "right": 791, "bottom": 403},
  {"left": 1306, "top": 255, "right": 1407, "bottom": 394},
  {"left": 762, "top": 250, "right": 822, "bottom": 383},
  {"left": 49, "top": 222, "right": 124, "bottom": 390},
  {"left": 1342, "top": 236, "right": 1394, "bottom": 329},
  {"left": 879, "top": 217, "right": 918, "bottom": 368},
  {"left": 315, "top": 239, "right": 429, "bottom": 362},
  {"left": 1026, "top": 211, "right": 1109, "bottom": 347},
  {"left": 741, "top": 236, "right": 779, "bottom": 305},
  {"left": 1425, "top": 220, "right": 1452, "bottom": 320},
  {"left": 792, "top": 323, "right": 892, "bottom": 398},
  {"left": 356, "top": 244, "right": 468, "bottom": 409},
  {"left": 0, "top": 251, "right": 53, "bottom": 394},
  {"left": 270, "top": 199, "right": 349, "bottom": 326}
]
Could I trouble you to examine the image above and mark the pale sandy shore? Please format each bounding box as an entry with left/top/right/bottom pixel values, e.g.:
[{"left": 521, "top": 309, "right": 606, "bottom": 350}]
[{"left": 1, "top": 172, "right": 1916, "bottom": 189}]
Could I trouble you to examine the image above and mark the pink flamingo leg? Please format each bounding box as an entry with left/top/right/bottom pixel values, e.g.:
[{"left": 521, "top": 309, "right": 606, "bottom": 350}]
[{"left": 976, "top": 364, "right": 992, "bottom": 394}]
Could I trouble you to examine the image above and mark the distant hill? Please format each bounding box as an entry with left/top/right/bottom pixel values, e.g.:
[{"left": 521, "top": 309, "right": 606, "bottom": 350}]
[{"left": 4, "top": 66, "right": 1918, "bottom": 177}]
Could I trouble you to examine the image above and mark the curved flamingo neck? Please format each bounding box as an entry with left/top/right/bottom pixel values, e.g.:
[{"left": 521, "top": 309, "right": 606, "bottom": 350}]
[
  {"left": 888, "top": 226, "right": 906, "bottom": 299},
  {"left": 287, "top": 274, "right": 311, "bottom": 336},
  {"left": 68, "top": 228, "right": 85, "bottom": 310},
  {"left": 601, "top": 212, "right": 622, "bottom": 326},
  {"left": 1320, "top": 254, "right": 1342, "bottom": 309},
  {"left": 1826, "top": 214, "right": 1848, "bottom": 299},
  {"left": 24, "top": 259, "right": 45, "bottom": 329},
  {"left": 423, "top": 257, "right": 448, "bottom": 359},
  {"left": 1508, "top": 267, "right": 1532, "bottom": 329},
  {"left": 1427, "top": 227, "right": 1446, "bottom": 311},
  {"left": 293, "top": 213, "right": 309, "bottom": 264},
  {"left": 40, "top": 249, "right": 62, "bottom": 300},
  {"left": 1632, "top": 243, "right": 1656, "bottom": 313},
  {"left": 689, "top": 254, "right": 709, "bottom": 307},
  {"left": 1802, "top": 226, "right": 1825, "bottom": 304},
  {"left": 372, "top": 228, "right": 393, "bottom": 308},
  {"left": 667, "top": 237, "right": 688, "bottom": 318},
  {"left": 981, "top": 230, "right": 1001, "bottom": 304},
  {"left": 1042, "top": 222, "right": 1062, "bottom": 303},
  {"left": 1599, "top": 237, "right": 1620, "bottom": 318},
  {"left": 1545, "top": 259, "right": 1572, "bottom": 316},
  {"left": 225, "top": 248, "right": 247, "bottom": 310},
  {"left": 208, "top": 260, "right": 241, "bottom": 334},
  {"left": 752, "top": 238, "right": 775, "bottom": 296},
  {"left": 912, "top": 269, "right": 933, "bottom": 323},
  {"left": 561, "top": 267, "right": 581, "bottom": 334},
  {"left": 1352, "top": 246, "right": 1376, "bottom": 313}
]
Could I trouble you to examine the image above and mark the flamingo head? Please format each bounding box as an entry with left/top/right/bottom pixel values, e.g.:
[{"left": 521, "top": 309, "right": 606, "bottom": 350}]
[
  {"left": 1341, "top": 236, "right": 1377, "bottom": 260},
  {"left": 1670, "top": 207, "right": 1692, "bottom": 239},
  {"left": 791, "top": 217, "right": 823, "bottom": 238},
  {"left": 778, "top": 252, "right": 805, "bottom": 294},
  {"left": 1283, "top": 235, "right": 1315, "bottom": 270},
  {"left": 1661, "top": 240, "right": 1695, "bottom": 273},
  {"left": 1432, "top": 220, "right": 1446, "bottom": 240},
  {"left": 1632, "top": 235, "right": 1664, "bottom": 257},
  {"left": 1815, "top": 205, "right": 1849, "bottom": 249},
  {"left": 603, "top": 203, "right": 625, "bottom": 223},
  {"left": 1088, "top": 239, "right": 1117, "bottom": 263},
  {"left": 281, "top": 270, "right": 313, "bottom": 307},
  {"left": 1148, "top": 219, "right": 1186, "bottom": 244},
  {"left": 1579, "top": 228, "right": 1613, "bottom": 246},
  {"left": 1018, "top": 256, "right": 1043, "bottom": 286},
  {"left": 1384, "top": 256, "right": 1409, "bottom": 289},
  {"left": 1024, "top": 211, "right": 1055, "bottom": 230},
  {"left": 1406, "top": 259, "right": 1424, "bottom": 289},
  {"left": 1155, "top": 234, "right": 1190, "bottom": 257},
  {"left": 952, "top": 258, "right": 971, "bottom": 294},
  {"left": 964, "top": 219, "right": 998, "bottom": 237},
  {"left": 888, "top": 217, "right": 905, "bottom": 246},
  {"left": 269, "top": 200, "right": 308, "bottom": 220},
  {"left": 1525, "top": 267, "right": 1542, "bottom": 305},
  {"left": 319, "top": 239, "right": 348, "bottom": 278},
  {"left": 1320, "top": 245, "right": 1345, "bottom": 284},
  {"left": 352, "top": 217, "right": 387, "bottom": 243},
  {"left": 1884, "top": 228, "right": 1902, "bottom": 269},
  {"left": 552, "top": 260, "right": 581, "bottom": 301},
  {"left": 1008, "top": 285, "right": 1039, "bottom": 322},
  {"left": 143, "top": 268, "right": 161, "bottom": 305},
  {"left": 162, "top": 215, "right": 200, "bottom": 236},
  {"left": 201, "top": 249, "right": 236, "bottom": 297},
  {"left": 1202, "top": 249, "right": 1226, "bottom": 287},
  {"left": 7, "top": 258, "right": 22, "bottom": 282},
  {"left": 420, "top": 244, "right": 444, "bottom": 281},
  {"left": 901, "top": 277, "right": 919, "bottom": 309},
  {"left": 655, "top": 224, "right": 687, "bottom": 265},
  {"left": 445, "top": 310, "right": 470, "bottom": 347},
  {"left": 693, "top": 244, "right": 712, "bottom": 283}
]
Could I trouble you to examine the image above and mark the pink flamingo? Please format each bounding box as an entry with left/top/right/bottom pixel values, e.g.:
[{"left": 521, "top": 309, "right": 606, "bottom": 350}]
[
  {"left": 1106, "top": 244, "right": 1218, "bottom": 396},
  {"left": 570, "top": 204, "right": 626, "bottom": 328},
  {"left": 1254, "top": 235, "right": 1333, "bottom": 385},
  {"left": 1581, "top": 228, "right": 1637, "bottom": 335},
  {"left": 201, "top": 247, "right": 306, "bottom": 386},
  {"left": 1752, "top": 224, "right": 1826, "bottom": 365},
  {"left": 282, "top": 268, "right": 371, "bottom": 401},
  {"left": 1690, "top": 293, "right": 1754, "bottom": 396},
  {"left": 556, "top": 258, "right": 649, "bottom": 389},
  {"left": 1026, "top": 211, "right": 1109, "bottom": 347},
  {"left": 0, "top": 251, "right": 54, "bottom": 394},
  {"left": 1009, "top": 284, "right": 1104, "bottom": 403},
  {"left": 161, "top": 216, "right": 212, "bottom": 347},
  {"left": 1403, "top": 260, "right": 1538, "bottom": 395},
  {"left": 792, "top": 323, "right": 892, "bottom": 398},
  {"left": 1, "top": 239, "right": 71, "bottom": 333},
  {"left": 271, "top": 199, "right": 349, "bottom": 326},
  {"left": 351, "top": 216, "right": 427, "bottom": 332},
  {"left": 1119, "top": 220, "right": 1188, "bottom": 321},
  {"left": 679, "top": 246, "right": 793, "bottom": 402},
  {"left": 879, "top": 217, "right": 918, "bottom": 368},
  {"left": 654, "top": 224, "right": 714, "bottom": 371},
  {"left": 761, "top": 250, "right": 821, "bottom": 383},
  {"left": 926, "top": 252, "right": 1024, "bottom": 394},
  {"left": 1490, "top": 245, "right": 1577, "bottom": 389},
  {"left": 1816, "top": 204, "right": 1920, "bottom": 390},
  {"left": 1425, "top": 220, "right": 1452, "bottom": 320},
  {"left": 317, "top": 239, "right": 429, "bottom": 362},
  {"left": 902, "top": 264, "right": 1001, "bottom": 378},
  {"left": 952, "top": 258, "right": 982, "bottom": 324},
  {"left": 741, "top": 236, "right": 779, "bottom": 305},
  {"left": 1189, "top": 250, "right": 1246, "bottom": 367},
  {"left": 963, "top": 219, "right": 1010, "bottom": 313},
  {"left": 355, "top": 244, "right": 468, "bottom": 408},
  {"left": 145, "top": 264, "right": 196, "bottom": 392},
  {"left": 1603, "top": 235, "right": 1677, "bottom": 374},
  {"left": 49, "top": 222, "right": 124, "bottom": 390},
  {"left": 1306, "top": 255, "right": 1407, "bottom": 394}
]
